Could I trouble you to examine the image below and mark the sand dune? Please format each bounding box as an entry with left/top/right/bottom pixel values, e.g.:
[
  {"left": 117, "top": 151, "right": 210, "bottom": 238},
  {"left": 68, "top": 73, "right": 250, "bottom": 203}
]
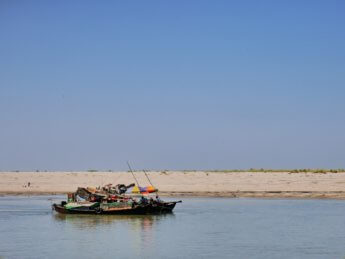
[{"left": 1, "top": 171, "right": 345, "bottom": 198}]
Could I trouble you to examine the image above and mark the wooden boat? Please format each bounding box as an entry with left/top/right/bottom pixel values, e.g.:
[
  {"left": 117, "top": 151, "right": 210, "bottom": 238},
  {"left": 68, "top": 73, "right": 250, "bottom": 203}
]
[{"left": 52, "top": 184, "right": 181, "bottom": 215}]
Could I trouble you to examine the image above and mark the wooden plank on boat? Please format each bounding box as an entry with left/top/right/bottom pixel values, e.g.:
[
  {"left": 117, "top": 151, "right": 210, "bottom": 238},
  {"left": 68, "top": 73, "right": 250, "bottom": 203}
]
[{"left": 103, "top": 206, "right": 132, "bottom": 211}]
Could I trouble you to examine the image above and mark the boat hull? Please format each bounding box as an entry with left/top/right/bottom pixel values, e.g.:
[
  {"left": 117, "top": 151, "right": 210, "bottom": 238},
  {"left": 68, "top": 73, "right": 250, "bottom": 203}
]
[{"left": 52, "top": 202, "right": 178, "bottom": 215}]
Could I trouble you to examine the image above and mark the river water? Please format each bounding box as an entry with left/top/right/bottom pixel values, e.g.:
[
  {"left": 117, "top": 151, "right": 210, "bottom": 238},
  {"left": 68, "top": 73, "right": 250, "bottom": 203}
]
[{"left": 0, "top": 196, "right": 345, "bottom": 259}]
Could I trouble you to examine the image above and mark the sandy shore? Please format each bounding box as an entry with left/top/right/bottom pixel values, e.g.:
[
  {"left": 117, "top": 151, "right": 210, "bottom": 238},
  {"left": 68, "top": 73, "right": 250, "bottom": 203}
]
[{"left": 1, "top": 171, "right": 345, "bottom": 199}]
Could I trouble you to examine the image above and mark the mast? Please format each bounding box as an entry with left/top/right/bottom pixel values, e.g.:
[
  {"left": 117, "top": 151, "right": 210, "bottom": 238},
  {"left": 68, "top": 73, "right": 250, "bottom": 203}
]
[
  {"left": 126, "top": 161, "right": 140, "bottom": 186},
  {"left": 143, "top": 169, "right": 154, "bottom": 186}
]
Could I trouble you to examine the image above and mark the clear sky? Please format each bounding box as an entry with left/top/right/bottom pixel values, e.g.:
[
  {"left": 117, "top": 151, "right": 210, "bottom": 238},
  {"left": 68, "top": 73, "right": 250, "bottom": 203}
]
[{"left": 0, "top": 1, "right": 344, "bottom": 171}]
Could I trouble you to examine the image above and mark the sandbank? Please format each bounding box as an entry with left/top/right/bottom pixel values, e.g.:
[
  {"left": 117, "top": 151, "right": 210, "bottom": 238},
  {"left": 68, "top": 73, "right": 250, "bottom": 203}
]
[{"left": 1, "top": 171, "right": 345, "bottom": 199}]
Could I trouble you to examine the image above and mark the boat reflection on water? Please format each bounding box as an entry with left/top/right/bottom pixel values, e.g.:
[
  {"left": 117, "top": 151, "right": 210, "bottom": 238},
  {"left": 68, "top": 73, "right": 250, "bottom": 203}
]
[
  {"left": 53, "top": 213, "right": 176, "bottom": 254},
  {"left": 53, "top": 213, "right": 175, "bottom": 230}
]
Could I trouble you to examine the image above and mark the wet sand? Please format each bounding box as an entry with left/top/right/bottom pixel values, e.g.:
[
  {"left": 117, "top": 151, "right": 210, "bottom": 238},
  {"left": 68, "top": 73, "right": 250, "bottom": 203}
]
[{"left": 1, "top": 171, "right": 345, "bottom": 199}]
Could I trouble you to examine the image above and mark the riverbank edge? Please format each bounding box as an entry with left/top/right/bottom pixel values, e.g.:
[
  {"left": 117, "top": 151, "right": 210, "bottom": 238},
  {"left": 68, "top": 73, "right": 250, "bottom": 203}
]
[{"left": 2, "top": 191, "right": 345, "bottom": 199}]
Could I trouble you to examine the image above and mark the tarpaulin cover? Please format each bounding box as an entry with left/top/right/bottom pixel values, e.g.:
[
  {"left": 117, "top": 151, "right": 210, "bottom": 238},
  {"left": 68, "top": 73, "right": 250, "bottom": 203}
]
[{"left": 127, "top": 185, "right": 157, "bottom": 194}]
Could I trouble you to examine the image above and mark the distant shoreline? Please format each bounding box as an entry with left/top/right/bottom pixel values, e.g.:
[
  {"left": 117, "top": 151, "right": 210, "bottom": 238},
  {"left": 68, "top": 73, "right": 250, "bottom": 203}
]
[
  {"left": 1, "top": 171, "right": 345, "bottom": 199},
  {"left": 1, "top": 169, "right": 345, "bottom": 173},
  {"left": 2, "top": 191, "right": 345, "bottom": 199}
]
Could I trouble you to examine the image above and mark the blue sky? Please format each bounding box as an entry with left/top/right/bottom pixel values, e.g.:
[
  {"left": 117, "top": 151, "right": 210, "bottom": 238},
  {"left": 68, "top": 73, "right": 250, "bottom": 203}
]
[{"left": 0, "top": 1, "right": 344, "bottom": 170}]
